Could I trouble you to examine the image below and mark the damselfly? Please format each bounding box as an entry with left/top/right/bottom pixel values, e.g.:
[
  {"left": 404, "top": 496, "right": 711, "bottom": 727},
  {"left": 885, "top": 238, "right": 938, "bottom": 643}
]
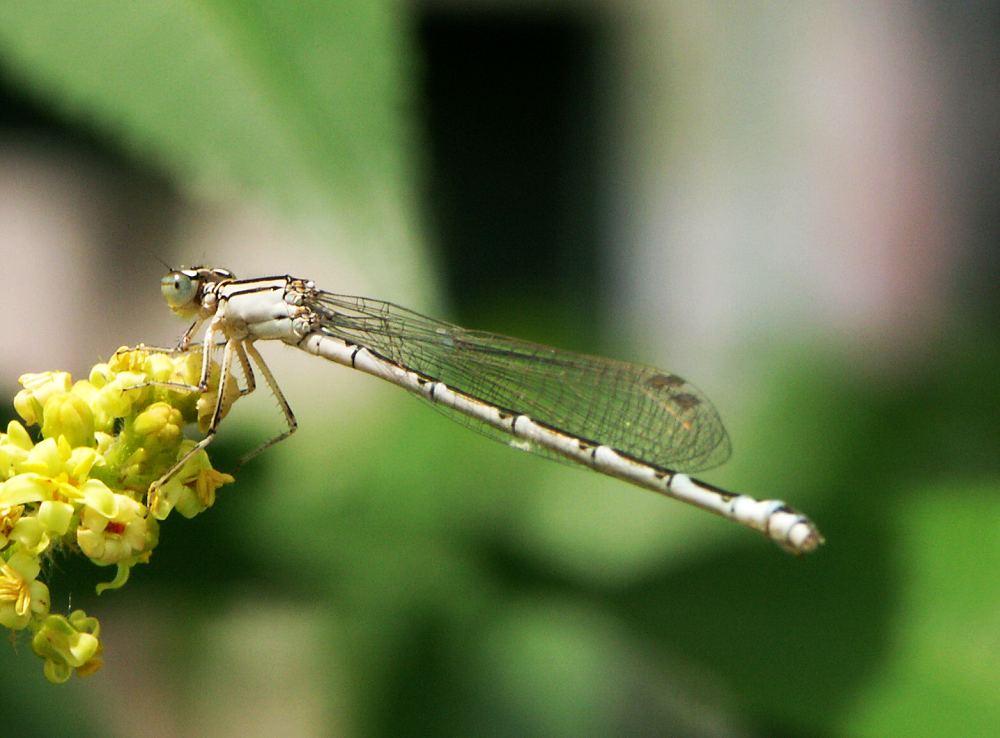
[{"left": 152, "top": 267, "right": 823, "bottom": 554}]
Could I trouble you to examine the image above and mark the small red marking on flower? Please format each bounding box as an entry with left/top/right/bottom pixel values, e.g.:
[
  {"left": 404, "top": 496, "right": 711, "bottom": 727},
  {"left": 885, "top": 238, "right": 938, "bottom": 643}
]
[{"left": 104, "top": 521, "right": 126, "bottom": 535}]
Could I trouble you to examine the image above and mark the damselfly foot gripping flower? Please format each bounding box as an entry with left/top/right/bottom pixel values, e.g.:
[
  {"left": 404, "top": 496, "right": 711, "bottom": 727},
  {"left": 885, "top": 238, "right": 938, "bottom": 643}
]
[{"left": 0, "top": 347, "right": 235, "bottom": 683}]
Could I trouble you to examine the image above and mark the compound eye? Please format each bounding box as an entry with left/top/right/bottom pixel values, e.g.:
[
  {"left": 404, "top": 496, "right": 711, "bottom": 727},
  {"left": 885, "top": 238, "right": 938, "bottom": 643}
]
[{"left": 160, "top": 271, "right": 198, "bottom": 310}]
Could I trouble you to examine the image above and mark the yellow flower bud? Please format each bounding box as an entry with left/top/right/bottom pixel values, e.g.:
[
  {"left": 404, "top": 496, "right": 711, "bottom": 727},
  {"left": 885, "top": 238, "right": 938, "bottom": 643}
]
[
  {"left": 134, "top": 402, "right": 183, "bottom": 449},
  {"left": 41, "top": 392, "right": 96, "bottom": 448},
  {"left": 108, "top": 347, "right": 150, "bottom": 374},
  {"left": 13, "top": 390, "right": 43, "bottom": 427},
  {"left": 5, "top": 420, "right": 34, "bottom": 451},
  {"left": 88, "top": 362, "right": 113, "bottom": 388},
  {"left": 14, "top": 372, "right": 72, "bottom": 426}
]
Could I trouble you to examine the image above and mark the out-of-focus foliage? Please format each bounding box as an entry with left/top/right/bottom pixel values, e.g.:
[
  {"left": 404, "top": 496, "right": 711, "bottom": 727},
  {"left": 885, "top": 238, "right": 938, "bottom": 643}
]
[{"left": 0, "top": 1, "right": 414, "bottom": 223}]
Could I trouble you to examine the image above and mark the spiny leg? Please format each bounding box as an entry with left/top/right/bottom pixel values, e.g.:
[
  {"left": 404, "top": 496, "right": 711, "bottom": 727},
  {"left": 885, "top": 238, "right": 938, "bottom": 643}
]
[
  {"left": 233, "top": 338, "right": 256, "bottom": 397},
  {"left": 115, "top": 342, "right": 221, "bottom": 396},
  {"left": 196, "top": 320, "right": 220, "bottom": 390},
  {"left": 137, "top": 335, "right": 254, "bottom": 396},
  {"left": 115, "top": 343, "right": 188, "bottom": 355},
  {"left": 146, "top": 337, "right": 238, "bottom": 512},
  {"left": 233, "top": 341, "right": 298, "bottom": 471},
  {"left": 178, "top": 318, "right": 205, "bottom": 351}
]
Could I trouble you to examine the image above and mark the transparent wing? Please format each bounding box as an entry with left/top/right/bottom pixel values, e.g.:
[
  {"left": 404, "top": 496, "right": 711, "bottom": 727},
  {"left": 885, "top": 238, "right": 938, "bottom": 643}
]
[{"left": 308, "top": 292, "right": 732, "bottom": 473}]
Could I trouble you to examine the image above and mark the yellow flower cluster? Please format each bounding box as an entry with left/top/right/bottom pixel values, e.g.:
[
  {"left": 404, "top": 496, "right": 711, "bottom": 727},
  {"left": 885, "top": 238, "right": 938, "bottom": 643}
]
[{"left": 0, "top": 347, "right": 235, "bottom": 683}]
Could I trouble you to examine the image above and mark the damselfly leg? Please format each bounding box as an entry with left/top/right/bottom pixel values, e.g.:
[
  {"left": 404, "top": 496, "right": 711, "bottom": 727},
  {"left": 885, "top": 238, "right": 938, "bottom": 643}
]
[{"left": 136, "top": 336, "right": 296, "bottom": 511}]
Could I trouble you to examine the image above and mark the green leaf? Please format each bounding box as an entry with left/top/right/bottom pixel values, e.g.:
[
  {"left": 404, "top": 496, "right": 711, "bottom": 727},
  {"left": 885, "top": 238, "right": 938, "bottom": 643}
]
[
  {"left": 840, "top": 478, "right": 1000, "bottom": 737},
  {"left": 0, "top": 1, "right": 416, "bottom": 229}
]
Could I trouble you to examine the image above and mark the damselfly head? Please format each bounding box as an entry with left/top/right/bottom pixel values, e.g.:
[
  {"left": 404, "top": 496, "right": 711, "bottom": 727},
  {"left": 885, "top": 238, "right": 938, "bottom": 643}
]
[{"left": 161, "top": 266, "right": 234, "bottom": 317}]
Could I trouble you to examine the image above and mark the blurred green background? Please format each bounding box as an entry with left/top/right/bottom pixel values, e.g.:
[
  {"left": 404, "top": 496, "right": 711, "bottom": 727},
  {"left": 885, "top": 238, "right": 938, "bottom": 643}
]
[{"left": 0, "top": 2, "right": 998, "bottom": 737}]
